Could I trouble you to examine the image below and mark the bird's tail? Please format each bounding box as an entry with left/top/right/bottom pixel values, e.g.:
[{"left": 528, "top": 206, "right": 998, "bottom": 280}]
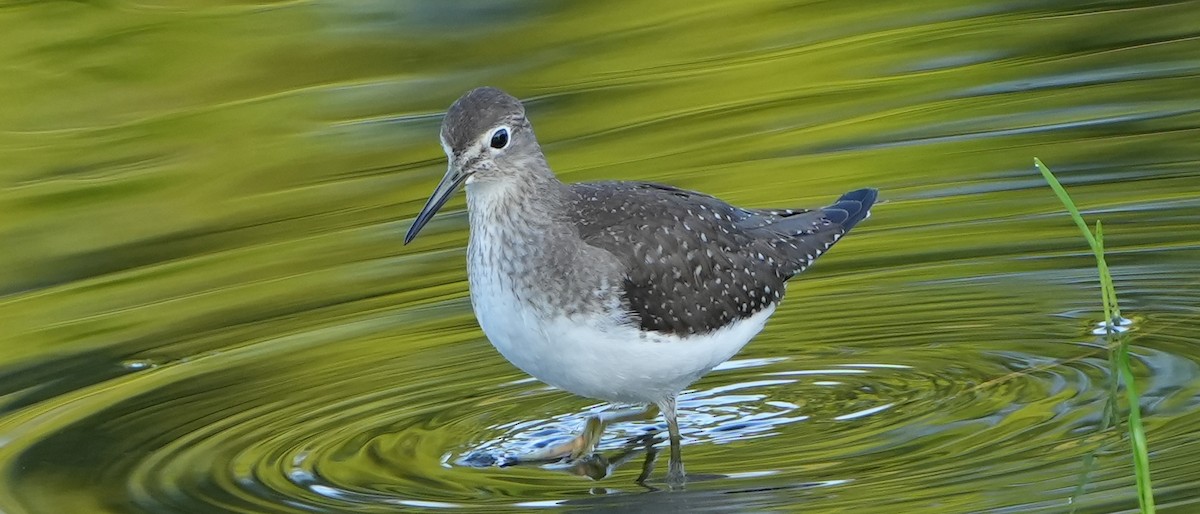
[
  {"left": 760, "top": 188, "right": 878, "bottom": 278},
  {"left": 822, "top": 188, "right": 878, "bottom": 232}
]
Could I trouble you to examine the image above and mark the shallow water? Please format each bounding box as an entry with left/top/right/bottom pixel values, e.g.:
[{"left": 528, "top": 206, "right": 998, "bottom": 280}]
[{"left": 2, "top": 1, "right": 1200, "bottom": 513}]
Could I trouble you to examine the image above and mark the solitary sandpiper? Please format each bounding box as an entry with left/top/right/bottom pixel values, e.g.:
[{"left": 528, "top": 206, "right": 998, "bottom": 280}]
[{"left": 404, "top": 87, "right": 877, "bottom": 484}]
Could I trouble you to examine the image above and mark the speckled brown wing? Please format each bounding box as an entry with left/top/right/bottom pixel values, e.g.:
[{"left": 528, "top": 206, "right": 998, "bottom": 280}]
[{"left": 571, "top": 182, "right": 876, "bottom": 337}]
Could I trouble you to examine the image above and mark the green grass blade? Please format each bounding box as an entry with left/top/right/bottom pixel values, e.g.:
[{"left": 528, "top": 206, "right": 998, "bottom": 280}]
[
  {"left": 1095, "top": 221, "right": 1122, "bottom": 323},
  {"left": 1118, "top": 337, "right": 1155, "bottom": 512},
  {"left": 1095, "top": 222, "right": 1114, "bottom": 330},
  {"left": 1032, "top": 158, "right": 1123, "bottom": 324},
  {"left": 1034, "top": 158, "right": 1098, "bottom": 248},
  {"left": 1096, "top": 224, "right": 1155, "bottom": 513},
  {"left": 1034, "top": 158, "right": 1122, "bottom": 322},
  {"left": 1035, "top": 158, "right": 1151, "bottom": 513}
]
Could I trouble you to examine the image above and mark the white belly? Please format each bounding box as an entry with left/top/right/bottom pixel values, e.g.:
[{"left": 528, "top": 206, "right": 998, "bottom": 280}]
[
  {"left": 462, "top": 179, "right": 774, "bottom": 404},
  {"left": 470, "top": 274, "right": 775, "bottom": 404}
]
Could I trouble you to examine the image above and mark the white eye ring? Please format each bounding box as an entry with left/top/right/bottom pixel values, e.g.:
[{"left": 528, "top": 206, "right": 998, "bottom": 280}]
[{"left": 489, "top": 126, "right": 510, "bottom": 150}]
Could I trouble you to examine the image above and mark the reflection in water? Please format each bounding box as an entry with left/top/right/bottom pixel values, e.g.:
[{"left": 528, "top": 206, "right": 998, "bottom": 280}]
[{"left": 2, "top": 0, "right": 1200, "bottom": 512}]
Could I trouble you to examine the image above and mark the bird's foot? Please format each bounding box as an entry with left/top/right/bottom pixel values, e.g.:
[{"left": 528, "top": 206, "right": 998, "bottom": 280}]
[
  {"left": 509, "top": 415, "right": 605, "bottom": 464},
  {"left": 468, "top": 405, "right": 659, "bottom": 478},
  {"left": 665, "top": 461, "right": 687, "bottom": 488}
]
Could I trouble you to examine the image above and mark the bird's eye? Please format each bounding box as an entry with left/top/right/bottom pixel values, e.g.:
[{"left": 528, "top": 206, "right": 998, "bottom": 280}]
[{"left": 490, "top": 127, "right": 509, "bottom": 149}]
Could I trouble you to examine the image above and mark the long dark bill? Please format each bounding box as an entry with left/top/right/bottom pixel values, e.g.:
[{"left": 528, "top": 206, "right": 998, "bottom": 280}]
[{"left": 404, "top": 169, "right": 468, "bottom": 244}]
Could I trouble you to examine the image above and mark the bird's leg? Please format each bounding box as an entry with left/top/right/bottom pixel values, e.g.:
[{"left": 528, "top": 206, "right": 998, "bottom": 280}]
[
  {"left": 518, "top": 404, "right": 658, "bottom": 463},
  {"left": 635, "top": 433, "right": 661, "bottom": 486},
  {"left": 656, "top": 395, "right": 687, "bottom": 486},
  {"left": 563, "top": 432, "right": 660, "bottom": 481}
]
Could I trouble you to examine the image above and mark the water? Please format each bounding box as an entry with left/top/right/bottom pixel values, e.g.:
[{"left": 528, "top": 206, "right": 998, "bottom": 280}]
[{"left": 2, "top": 1, "right": 1200, "bottom": 512}]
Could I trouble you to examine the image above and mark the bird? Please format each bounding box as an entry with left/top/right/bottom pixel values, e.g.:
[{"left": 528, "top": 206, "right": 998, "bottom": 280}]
[{"left": 404, "top": 86, "right": 877, "bottom": 484}]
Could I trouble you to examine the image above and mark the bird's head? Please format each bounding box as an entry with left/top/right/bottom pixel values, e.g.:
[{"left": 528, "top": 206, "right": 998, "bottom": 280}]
[{"left": 405, "top": 87, "right": 545, "bottom": 244}]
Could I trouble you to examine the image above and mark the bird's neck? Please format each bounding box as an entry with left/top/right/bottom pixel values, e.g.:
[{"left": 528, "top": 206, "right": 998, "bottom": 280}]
[
  {"left": 466, "top": 163, "right": 567, "bottom": 224},
  {"left": 464, "top": 166, "right": 580, "bottom": 303}
]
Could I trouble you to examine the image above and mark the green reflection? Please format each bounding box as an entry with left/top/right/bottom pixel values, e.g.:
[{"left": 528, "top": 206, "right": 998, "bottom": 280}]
[{"left": 1, "top": 1, "right": 1199, "bottom": 513}]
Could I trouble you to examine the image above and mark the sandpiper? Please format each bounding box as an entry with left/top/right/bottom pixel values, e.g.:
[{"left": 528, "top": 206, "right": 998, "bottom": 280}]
[{"left": 404, "top": 87, "right": 877, "bottom": 484}]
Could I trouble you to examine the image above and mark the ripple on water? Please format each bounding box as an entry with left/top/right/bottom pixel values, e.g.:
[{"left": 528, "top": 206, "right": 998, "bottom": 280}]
[
  {"left": 1, "top": 266, "right": 1198, "bottom": 513},
  {"left": 3, "top": 1, "right": 1200, "bottom": 510},
  {"left": 0, "top": 249, "right": 1195, "bottom": 514}
]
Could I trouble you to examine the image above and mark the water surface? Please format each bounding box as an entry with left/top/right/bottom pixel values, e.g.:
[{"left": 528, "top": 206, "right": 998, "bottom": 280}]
[{"left": 2, "top": 1, "right": 1200, "bottom": 512}]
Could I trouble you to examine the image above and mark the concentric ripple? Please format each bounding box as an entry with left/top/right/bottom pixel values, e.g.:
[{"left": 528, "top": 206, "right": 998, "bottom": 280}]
[
  {"left": 4, "top": 0, "right": 1200, "bottom": 512},
  {"left": 2, "top": 258, "right": 1199, "bottom": 513}
]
